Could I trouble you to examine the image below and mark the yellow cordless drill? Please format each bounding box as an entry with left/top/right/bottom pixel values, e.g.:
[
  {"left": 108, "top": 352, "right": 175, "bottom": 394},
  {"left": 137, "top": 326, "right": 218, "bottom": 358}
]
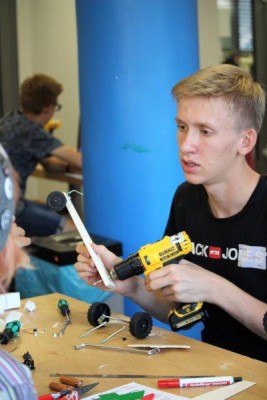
[{"left": 110, "top": 231, "right": 208, "bottom": 330}]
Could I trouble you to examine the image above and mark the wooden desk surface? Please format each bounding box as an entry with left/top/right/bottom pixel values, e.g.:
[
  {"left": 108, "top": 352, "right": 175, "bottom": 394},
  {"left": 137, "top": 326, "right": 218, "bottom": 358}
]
[
  {"left": 32, "top": 164, "right": 83, "bottom": 186},
  {"left": 9, "top": 293, "right": 267, "bottom": 399}
]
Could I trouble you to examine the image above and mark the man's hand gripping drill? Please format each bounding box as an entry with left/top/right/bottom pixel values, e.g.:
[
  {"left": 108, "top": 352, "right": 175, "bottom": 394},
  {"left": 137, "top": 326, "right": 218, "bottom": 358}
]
[{"left": 109, "top": 231, "right": 208, "bottom": 330}]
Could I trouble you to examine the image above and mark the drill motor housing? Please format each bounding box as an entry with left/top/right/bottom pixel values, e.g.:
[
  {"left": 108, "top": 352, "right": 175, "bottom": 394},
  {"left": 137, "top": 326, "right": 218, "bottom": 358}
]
[{"left": 110, "top": 231, "right": 192, "bottom": 280}]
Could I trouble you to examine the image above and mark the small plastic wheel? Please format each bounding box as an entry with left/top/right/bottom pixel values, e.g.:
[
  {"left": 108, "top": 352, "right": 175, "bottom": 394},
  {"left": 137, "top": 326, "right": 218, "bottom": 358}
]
[
  {"left": 87, "top": 302, "right": 111, "bottom": 326},
  {"left": 129, "top": 312, "right": 153, "bottom": 339},
  {"left": 46, "top": 191, "right": 68, "bottom": 215}
]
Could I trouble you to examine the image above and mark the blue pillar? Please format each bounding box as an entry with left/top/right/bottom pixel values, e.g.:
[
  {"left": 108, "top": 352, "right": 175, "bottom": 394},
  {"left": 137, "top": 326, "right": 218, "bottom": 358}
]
[{"left": 76, "top": 0, "right": 201, "bottom": 337}]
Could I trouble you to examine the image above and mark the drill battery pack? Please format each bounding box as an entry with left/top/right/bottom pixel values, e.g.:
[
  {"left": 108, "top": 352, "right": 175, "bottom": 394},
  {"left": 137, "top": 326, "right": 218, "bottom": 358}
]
[{"left": 169, "top": 302, "right": 208, "bottom": 331}]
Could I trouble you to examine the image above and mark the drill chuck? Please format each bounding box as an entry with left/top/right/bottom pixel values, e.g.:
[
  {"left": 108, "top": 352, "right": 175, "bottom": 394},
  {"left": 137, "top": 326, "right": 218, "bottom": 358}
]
[{"left": 110, "top": 254, "right": 144, "bottom": 280}]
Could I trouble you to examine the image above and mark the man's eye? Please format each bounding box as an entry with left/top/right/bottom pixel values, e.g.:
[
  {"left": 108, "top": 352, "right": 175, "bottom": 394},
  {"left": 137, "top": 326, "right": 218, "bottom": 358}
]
[
  {"left": 177, "top": 124, "right": 186, "bottom": 130},
  {"left": 201, "top": 129, "right": 212, "bottom": 136}
]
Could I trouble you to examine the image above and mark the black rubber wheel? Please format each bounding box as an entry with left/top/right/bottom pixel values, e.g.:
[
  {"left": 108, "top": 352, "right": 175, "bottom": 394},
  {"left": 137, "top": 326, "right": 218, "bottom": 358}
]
[
  {"left": 129, "top": 312, "right": 153, "bottom": 339},
  {"left": 87, "top": 302, "right": 111, "bottom": 326},
  {"left": 46, "top": 191, "right": 68, "bottom": 215}
]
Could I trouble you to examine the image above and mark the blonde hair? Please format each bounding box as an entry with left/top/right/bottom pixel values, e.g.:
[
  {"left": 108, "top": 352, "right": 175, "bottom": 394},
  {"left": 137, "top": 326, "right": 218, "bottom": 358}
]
[{"left": 172, "top": 64, "right": 266, "bottom": 133}]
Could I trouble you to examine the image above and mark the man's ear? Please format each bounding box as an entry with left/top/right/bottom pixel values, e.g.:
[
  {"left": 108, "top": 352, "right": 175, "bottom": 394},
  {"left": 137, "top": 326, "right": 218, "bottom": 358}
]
[
  {"left": 43, "top": 105, "right": 53, "bottom": 114},
  {"left": 238, "top": 129, "right": 257, "bottom": 155}
]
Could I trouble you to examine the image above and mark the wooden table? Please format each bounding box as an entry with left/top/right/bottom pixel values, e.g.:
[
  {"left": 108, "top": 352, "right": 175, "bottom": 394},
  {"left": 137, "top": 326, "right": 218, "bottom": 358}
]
[
  {"left": 32, "top": 164, "right": 83, "bottom": 186},
  {"left": 8, "top": 293, "right": 267, "bottom": 399}
]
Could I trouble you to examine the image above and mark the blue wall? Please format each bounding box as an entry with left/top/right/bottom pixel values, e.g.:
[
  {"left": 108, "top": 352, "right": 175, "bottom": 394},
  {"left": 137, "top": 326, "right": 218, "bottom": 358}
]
[{"left": 76, "top": 0, "right": 200, "bottom": 339}]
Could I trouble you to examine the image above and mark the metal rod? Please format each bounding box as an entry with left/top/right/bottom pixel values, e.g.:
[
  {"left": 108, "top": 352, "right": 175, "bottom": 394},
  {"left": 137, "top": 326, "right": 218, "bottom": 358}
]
[
  {"left": 80, "top": 321, "right": 107, "bottom": 338},
  {"left": 99, "top": 326, "right": 126, "bottom": 344},
  {"left": 49, "top": 373, "right": 213, "bottom": 379},
  {"left": 74, "top": 343, "right": 160, "bottom": 355},
  {"left": 97, "top": 314, "right": 129, "bottom": 325},
  {"left": 127, "top": 344, "right": 191, "bottom": 349},
  {"left": 102, "top": 314, "right": 130, "bottom": 324},
  {"left": 8, "top": 345, "right": 19, "bottom": 353}
]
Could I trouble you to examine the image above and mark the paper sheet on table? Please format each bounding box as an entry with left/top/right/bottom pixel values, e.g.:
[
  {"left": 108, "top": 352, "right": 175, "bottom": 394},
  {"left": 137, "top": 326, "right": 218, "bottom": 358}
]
[
  {"left": 0, "top": 292, "right": 20, "bottom": 312},
  {"left": 193, "top": 380, "right": 255, "bottom": 399},
  {"left": 84, "top": 382, "right": 189, "bottom": 400}
]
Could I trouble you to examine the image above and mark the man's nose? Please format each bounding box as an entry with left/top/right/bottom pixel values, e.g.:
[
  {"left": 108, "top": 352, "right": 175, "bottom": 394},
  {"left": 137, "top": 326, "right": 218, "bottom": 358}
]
[{"left": 179, "top": 130, "right": 197, "bottom": 152}]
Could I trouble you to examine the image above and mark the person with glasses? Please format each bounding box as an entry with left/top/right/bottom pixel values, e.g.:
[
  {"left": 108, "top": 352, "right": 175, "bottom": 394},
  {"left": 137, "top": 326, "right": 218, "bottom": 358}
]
[{"left": 0, "top": 73, "right": 81, "bottom": 236}]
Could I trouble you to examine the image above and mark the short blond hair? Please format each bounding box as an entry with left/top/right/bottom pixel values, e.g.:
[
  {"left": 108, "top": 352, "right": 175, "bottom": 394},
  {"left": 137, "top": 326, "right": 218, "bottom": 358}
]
[{"left": 172, "top": 64, "right": 266, "bottom": 133}]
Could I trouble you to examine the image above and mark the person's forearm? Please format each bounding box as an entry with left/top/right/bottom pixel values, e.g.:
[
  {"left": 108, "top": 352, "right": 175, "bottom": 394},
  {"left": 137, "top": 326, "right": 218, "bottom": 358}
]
[
  {"left": 52, "top": 145, "right": 82, "bottom": 169},
  {"left": 41, "top": 157, "right": 68, "bottom": 171},
  {"left": 210, "top": 276, "right": 267, "bottom": 340},
  {"left": 125, "top": 276, "right": 176, "bottom": 323}
]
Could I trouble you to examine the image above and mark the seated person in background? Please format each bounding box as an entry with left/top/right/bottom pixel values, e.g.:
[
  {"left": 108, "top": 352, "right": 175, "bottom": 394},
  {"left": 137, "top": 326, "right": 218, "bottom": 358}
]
[
  {"left": 0, "top": 73, "right": 82, "bottom": 236},
  {"left": 75, "top": 64, "right": 267, "bottom": 362}
]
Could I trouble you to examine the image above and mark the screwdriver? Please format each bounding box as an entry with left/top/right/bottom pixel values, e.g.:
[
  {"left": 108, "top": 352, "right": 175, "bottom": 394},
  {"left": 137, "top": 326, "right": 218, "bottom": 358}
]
[
  {"left": 58, "top": 299, "right": 71, "bottom": 321},
  {"left": 55, "top": 299, "right": 71, "bottom": 336},
  {"left": 0, "top": 320, "right": 21, "bottom": 344},
  {"left": 38, "top": 382, "right": 99, "bottom": 400}
]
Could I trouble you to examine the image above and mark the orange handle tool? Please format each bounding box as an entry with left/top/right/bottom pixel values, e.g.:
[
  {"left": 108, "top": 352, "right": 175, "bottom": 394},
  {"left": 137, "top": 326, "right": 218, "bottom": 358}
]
[
  {"left": 59, "top": 376, "right": 83, "bottom": 387},
  {"left": 49, "top": 382, "right": 74, "bottom": 392}
]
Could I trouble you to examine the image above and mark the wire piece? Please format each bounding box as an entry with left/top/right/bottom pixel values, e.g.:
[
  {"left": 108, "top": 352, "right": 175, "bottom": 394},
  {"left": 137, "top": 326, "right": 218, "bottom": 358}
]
[{"left": 99, "top": 326, "right": 126, "bottom": 344}]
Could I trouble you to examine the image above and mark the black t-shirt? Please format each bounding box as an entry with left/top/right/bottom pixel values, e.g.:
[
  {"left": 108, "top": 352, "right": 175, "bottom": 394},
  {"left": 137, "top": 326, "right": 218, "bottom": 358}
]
[{"left": 164, "top": 176, "right": 267, "bottom": 362}]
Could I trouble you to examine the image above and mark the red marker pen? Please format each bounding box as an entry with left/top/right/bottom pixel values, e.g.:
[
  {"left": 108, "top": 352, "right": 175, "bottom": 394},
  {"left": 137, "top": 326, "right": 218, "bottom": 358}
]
[{"left": 158, "top": 376, "right": 242, "bottom": 389}]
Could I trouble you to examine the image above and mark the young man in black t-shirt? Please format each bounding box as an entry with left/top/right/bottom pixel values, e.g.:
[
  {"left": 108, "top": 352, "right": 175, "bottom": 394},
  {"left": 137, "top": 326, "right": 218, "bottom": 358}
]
[{"left": 74, "top": 64, "right": 267, "bottom": 361}]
